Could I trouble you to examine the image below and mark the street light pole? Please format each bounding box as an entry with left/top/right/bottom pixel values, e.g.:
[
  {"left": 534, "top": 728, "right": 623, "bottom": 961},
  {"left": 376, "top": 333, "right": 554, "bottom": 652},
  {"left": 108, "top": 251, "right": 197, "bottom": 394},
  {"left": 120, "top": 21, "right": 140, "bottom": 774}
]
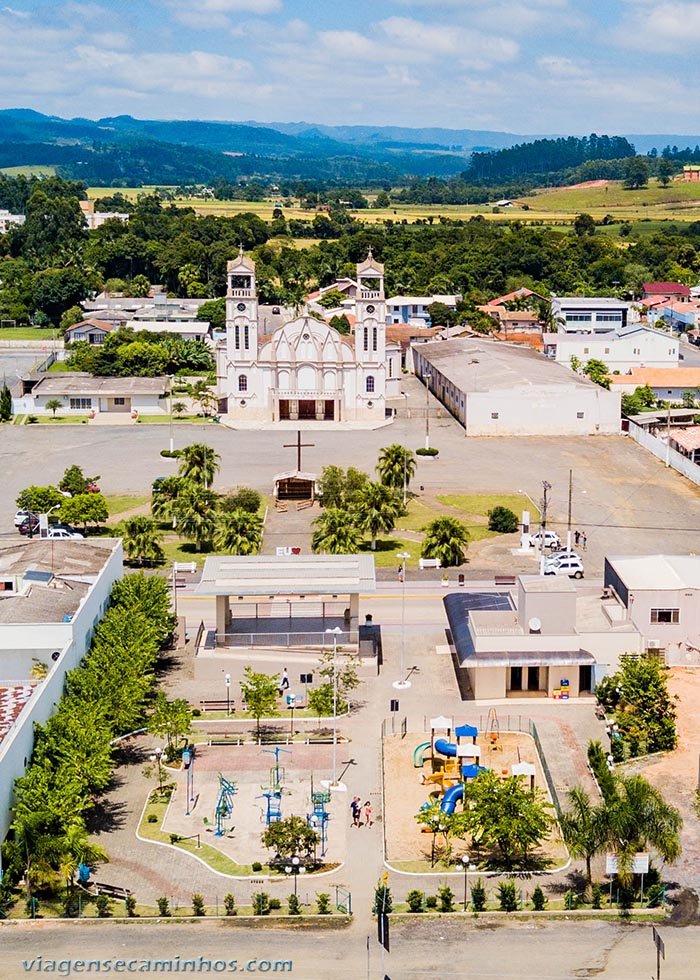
[
  {"left": 460, "top": 854, "right": 470, "bottom": 911},
  {"left": 168, "top": 373, "right": 174, "bottom": 454},
  {"left": 424, "top": 372, "right": 431, "bottom": 450},
  {"left": 326, "top": 626, "right": 342, "bottom": 790},
  {"left": 401, "top": 392, "right": 409, "bottom": 506},
  {"left": 393, "top": 552, "right": 411, "bottom": 690},
  {"left": 225, "top": 673, "right": 231, "bottom": 717}
]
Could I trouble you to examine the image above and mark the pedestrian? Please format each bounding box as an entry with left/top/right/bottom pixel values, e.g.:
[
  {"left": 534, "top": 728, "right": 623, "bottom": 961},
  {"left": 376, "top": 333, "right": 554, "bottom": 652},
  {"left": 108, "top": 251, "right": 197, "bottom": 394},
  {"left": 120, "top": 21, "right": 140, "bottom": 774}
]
[
  {"left": 581, "top": 531, "right": 587, "bottom": 550},
  {"left": 363, "top": 800, "right": 373, "bottom": 828},
  {"left": 350, "top": 797, "right": 361, "bottom": 827},
  {"left": 281, "top": 667, "right": 289, "bottom": 690},
  {"left": 397, "top": 565, "right": 404, "bottom": 583},
  {"left": 574, "top": 529, "right": 580, "bottom": 546}
]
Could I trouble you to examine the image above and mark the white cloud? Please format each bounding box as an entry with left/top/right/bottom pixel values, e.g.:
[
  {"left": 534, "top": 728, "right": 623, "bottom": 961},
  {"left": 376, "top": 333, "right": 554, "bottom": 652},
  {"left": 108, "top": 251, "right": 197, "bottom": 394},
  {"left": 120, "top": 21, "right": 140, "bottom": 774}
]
[
  {"left": 613, "top": 2, "right": 700, "bottom": 50},
  {"left": 1, "top": 6, "right": 30, "bottom": 18},
  {"left": 166, "top": 0, "right": 281, "bottom": 30}
]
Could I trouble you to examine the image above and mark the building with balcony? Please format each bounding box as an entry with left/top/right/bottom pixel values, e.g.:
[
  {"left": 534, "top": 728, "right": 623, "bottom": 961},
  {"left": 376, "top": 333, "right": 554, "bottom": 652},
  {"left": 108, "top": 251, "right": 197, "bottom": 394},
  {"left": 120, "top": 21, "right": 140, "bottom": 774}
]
[{"left": 216, "top": 248, "right": 397, "bottom": 424}]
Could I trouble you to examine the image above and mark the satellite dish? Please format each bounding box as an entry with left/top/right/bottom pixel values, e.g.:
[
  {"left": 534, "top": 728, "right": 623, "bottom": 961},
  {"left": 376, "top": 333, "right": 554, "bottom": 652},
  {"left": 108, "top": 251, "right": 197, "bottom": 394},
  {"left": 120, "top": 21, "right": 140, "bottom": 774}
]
[{"left": 528, "top": 617, "right": 542, "bottom": 634}]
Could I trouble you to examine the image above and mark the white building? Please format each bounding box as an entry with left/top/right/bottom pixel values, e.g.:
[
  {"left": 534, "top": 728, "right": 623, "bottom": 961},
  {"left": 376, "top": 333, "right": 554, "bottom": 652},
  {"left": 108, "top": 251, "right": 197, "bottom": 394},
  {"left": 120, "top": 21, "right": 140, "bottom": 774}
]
[
  {"left": 0, "top": 539, "right": 122, "bottom": 871},
  {"left": 412, "top": 337, "right": 621, "bottom": 436},
  {"left": 553, "top": 296, "right": 634, "bottom": 333},
  {"left": 14, "top": 374, "right": 169, "bottom": 417},
  {"left": 546, "top": 325, "right": 680, "bottom": 372},
  {"left": 0, "top": 209, "right": 25, "bottom": 234},
  {"left": 216, "top": 248, "right": 400, "bottom": 423},
  {"left": 609, "top": 368, "right": 700, "bottom": 402},
  {"left": 386, "top": 294, "right": 461, "bottom": 327}
]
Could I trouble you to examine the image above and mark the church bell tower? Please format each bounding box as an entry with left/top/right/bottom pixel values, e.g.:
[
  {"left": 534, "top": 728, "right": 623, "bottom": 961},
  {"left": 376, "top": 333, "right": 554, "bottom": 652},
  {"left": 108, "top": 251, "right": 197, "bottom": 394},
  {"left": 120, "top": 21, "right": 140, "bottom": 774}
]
[
  {"left": 354, "top": 248, "right": 386, "bottom": 364},
  {"left": 225, "top": 246, "right": 259, "bottom": 365}
]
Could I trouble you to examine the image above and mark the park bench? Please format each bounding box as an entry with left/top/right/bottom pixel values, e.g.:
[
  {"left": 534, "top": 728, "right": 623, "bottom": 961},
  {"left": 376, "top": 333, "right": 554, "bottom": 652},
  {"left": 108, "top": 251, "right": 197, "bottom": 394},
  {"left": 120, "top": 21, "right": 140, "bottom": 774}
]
[
  {"left": 419, "top": 557, "right": 441, "bottom": 570},
  {"left": 208, "top": 734, "right": 244, "bottom": 746},
  {"left": 494, "top": 574, "right": 516, "bottom": 586},
  {"left": 92, "top": 881, "right": 132, "bottom": 899},
  {"left": 199, "top": 699, "right": 236, "bottom": 712}
]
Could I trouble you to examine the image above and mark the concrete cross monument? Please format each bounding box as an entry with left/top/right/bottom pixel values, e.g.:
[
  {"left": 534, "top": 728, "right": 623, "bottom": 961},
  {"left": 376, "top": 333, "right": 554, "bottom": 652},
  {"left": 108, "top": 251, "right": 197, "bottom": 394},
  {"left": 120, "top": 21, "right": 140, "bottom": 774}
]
[{"left": 284, "top": 430, "right": 315, "bottom": 471}]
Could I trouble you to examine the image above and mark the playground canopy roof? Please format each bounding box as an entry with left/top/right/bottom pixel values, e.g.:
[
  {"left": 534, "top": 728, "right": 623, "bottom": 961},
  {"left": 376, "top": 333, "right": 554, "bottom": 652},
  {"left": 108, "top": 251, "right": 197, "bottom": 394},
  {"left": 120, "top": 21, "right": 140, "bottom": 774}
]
[{"left": 196, "top": 554, "right": 376, "bottom": 597}]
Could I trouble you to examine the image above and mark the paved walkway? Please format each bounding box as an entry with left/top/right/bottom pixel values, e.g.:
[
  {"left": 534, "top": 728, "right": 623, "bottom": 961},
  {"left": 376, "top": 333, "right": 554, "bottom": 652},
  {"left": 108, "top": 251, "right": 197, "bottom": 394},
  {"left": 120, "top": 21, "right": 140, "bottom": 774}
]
[{"left": 262, "top": 500, "right": 317, "bottom": 555}]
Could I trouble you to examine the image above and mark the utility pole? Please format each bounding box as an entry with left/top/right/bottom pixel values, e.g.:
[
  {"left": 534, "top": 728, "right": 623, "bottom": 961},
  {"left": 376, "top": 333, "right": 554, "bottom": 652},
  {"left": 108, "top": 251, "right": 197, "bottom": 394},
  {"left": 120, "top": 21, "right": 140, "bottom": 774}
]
[
  {"left": 665, "top": 404, "right": 671, "bottom": 467},
  {"left": 540, "top": 480, "right": 551, "bottom": 575},
  {"left": 567, "top": 469, "right": 573, "bottom": 551},
  {"left": 424, "top": 371, "right": 431, "bottom": 450}
]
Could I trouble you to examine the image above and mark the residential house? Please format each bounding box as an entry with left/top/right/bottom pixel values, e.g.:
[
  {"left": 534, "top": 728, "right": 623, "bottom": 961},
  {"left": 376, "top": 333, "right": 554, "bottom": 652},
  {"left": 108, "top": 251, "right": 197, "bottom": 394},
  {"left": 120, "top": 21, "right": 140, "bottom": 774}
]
[
  {"left": 660, "top": 301, "right": 700, "bottom": 333},
  {"left": 546, "top": 324, "right": 680, "bottom": 372},
  {"left": 412, "top": 337, "right": 621, "bottom": 436},
  {"left": 386, "top": 294, "right": 461, "bottom": 327},
  {"left": 0, "top": 538, "right": 122, "bottom": 872},
  {"left": 13, "top": 374, "right": 170, "bottom": 417},
  {"left": 79, "top": 200, "right": 129, "bottom": 230},
  {"left": 642, "top": 282, "right": 691, "bottom": 301},
  {"left": 0, "top": 210, "right": 25, "bottom": 234},
  {"left": 667, "top": 427, "right": 700, "bottom": 463},
  {"left": 552, "top": 296, "right": 634, "bottom": 333},
  {"left": 608, "top": 367, "right": 700, "bottom": 403},
  {"left": 63, "top": 319, "right": 113, "bottom": 345}
]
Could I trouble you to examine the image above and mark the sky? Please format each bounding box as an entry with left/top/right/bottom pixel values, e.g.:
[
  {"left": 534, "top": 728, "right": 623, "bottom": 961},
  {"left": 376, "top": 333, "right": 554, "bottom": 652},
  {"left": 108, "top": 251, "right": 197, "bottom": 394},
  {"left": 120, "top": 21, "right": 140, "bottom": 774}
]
[{"left": 2, "top": 1, "right": 700, "bottom": 134}]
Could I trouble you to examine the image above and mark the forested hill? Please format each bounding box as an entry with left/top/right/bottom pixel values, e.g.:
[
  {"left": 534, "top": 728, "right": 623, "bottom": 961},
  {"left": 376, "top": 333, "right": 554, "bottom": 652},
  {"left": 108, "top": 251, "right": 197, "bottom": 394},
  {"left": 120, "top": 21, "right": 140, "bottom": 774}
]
[{"left": 465, "top": 135, "right": 636, "bottom": 184}]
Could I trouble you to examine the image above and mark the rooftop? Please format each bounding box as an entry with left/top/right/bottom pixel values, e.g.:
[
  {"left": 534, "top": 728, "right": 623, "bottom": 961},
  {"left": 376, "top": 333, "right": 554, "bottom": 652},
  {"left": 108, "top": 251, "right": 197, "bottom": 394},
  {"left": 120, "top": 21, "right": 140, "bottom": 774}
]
[
  {"left": 609, "top": 368, "right": 700, "bottom": 387},
  {"left": 669, "top": 427, "right": 700, "bottom": 452},
  {"left": 554, "top": 296, "right": 631, "bottom": 309},
  {"left": 0, "top": 684, "right": 37, "bottom": 748},
  {"left": 196, "top": 554, "right": 376, "bottom": 597},
  {"left": 414, "top": 338, "right": 599, "bottom": 393},
  {"left": 31, "top": 375, "right": 168, "bottom": 397},
  {"left": 643, "top": 282, "right": 691, "bottom": 296},
  {"left": 607, "top": 554, "right": 700, "bottom": 591},
  {"left": 0, "top": 539, "right": 117, "bottom": 625},
  {"left": 520, "top": 575, "right": 576, "bottom": 594}
]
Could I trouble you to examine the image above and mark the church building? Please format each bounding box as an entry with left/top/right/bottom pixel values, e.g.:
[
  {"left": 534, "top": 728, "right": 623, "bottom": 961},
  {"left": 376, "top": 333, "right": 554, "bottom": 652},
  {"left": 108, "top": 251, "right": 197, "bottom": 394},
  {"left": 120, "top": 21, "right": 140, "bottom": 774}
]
[{"left": 216, "top": 249, "right": 399, "bottom": 423}]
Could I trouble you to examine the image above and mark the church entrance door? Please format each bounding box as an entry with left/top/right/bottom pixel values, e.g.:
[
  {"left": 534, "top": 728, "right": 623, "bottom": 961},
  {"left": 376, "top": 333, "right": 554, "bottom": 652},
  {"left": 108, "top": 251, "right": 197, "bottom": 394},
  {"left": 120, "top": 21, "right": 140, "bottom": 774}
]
[
  {"left": 279, "top": 399, "right": 290, "bottom": 420},
  {"left": 299, "top": 400, "right": 316, "bottom": 420},
  {"left": 324, "top": 400, "right": 335, "bottom": 420}
]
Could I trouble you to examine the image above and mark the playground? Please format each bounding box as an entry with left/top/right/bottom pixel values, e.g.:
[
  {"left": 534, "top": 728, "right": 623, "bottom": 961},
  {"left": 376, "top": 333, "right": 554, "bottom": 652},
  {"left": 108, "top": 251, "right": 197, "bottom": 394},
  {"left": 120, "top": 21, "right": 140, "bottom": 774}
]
[
  {"left": 383, "top": 713, "right": 567, "bottom": 871},
  {"left": 160, "top": 743, "right": 345, "bottom": 871}
]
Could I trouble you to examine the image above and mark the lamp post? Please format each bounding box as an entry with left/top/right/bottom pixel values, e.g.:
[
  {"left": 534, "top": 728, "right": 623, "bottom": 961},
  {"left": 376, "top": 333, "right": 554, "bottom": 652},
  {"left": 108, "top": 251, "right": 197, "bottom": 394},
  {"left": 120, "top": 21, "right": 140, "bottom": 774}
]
[
  {"left": 430, "top": 816, "right": 445, "bottom": 867},
  {"left": 458, "top": 854, "right": 470, "bottom": 911},
  {"left": 400, "top": 392, "right": 409, "bottom": 505},
  {"left": 168, "top": 373, "right": 174, "bottom": 454},
  {"left": 225, "top": 673, "right": 231, "bottom": 717},
  {"left": 284, "top": 855, "right": 306, "bottom": 897},
  {"left": 393, "top": 551, "right": 411, "bottom": 690},
  {"left": 424, "top": 371, "right": 432, "bottom": 450},
  {"left": 325, "top": 626, "right": 343, "bottom": 790}
]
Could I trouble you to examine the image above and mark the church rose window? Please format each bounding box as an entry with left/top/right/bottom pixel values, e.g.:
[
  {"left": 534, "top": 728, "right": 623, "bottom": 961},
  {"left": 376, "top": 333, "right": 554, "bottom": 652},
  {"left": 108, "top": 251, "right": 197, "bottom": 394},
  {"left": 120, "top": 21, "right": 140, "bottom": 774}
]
[
  {"left": 238, "top": 375, "right": 248, "bottom": 392},
  {"left": 366, "top": 376, "right": 375, "bottom": 393}
]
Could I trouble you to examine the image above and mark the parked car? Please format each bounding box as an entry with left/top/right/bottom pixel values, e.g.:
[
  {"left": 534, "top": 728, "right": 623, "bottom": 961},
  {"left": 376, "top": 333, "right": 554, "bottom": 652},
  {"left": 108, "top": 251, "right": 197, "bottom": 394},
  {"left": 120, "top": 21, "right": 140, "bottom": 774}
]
[
  {"left": 548, "top": 549, "right": 581, "bottom": 562},
  {"left": 46, "top": 527, "right": 84, "bottom": 540},
  {"left": 18, "top": 515, "right": 40, "bottom": 536},
  {"left": 14, "top": 509, "right": 32, "bottom": 527},
  {"left": 544, "top": 555, "right": 584, "bottom": 579},
  {"left": 527, "top": 530, "right": 561, "bottom": 550}
]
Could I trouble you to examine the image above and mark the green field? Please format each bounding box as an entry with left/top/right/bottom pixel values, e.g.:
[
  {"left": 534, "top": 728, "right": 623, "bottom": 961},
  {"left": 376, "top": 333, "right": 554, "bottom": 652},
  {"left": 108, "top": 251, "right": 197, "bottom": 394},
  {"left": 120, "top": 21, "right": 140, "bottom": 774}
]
[
  {"left": 0, "top": 165, "right": 57, "bottom": 177},
  {"left": 0, "top": 327, "right": 59, "bottom": 340}
]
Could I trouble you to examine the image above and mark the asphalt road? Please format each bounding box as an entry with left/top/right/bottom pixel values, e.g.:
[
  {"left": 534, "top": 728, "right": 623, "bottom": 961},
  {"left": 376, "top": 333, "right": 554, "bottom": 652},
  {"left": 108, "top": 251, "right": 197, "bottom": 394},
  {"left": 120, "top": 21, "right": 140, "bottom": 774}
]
[{"left": 0, "top": 918, "right": 694, "bottom": 979}]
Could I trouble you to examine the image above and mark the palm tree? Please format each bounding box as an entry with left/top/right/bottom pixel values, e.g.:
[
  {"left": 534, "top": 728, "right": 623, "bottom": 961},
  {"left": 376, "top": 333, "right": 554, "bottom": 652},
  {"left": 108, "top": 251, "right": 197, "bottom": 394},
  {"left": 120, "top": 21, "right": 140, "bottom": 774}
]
[
  {"left": 421, "top": 517, "right": 469, "bottom": 567},
  {"left": 560, "top": 786, "right": 607, "bottom": 890},
  {"left": 177, "top": 442, "right": 220, "bottom": 489},
  {"left": 603, "top": 774, "right": 682, "bottom": 884},
  {"left": 214, "top": 509, "right": 263, "bottom": 555},
  {"left": 117, "top": 516, "right": 164, "bottom": 566},
  {"left": 151, "top": 476, "right": 188, "bottom": 528},
  {"left": 186, "top": 380, "right": 217, "bottom": 417},
  {"left": 377, "top": 444, "right": 416, "bottom": 495},
  {"left": 174, "top": 485, "right": 218, "bottom": 551},
  {"left": 172, "top": 401, "right": 187, "bottom": 417},
  {"left": 312, "top": 508, "right": 363, "bottom": 554},
  {"left": 46, "top": 399, "right": 63, "bottom": 418},
  {"left": 353, "top": 482, "right": 402, "bottom": 550}
]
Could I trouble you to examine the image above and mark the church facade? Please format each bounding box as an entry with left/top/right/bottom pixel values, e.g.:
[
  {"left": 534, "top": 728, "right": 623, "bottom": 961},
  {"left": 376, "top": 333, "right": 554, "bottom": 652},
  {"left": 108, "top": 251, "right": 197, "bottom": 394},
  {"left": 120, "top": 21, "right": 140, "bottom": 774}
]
[{"left": 216, "top": 250, "right": 399, "bottom": 423}]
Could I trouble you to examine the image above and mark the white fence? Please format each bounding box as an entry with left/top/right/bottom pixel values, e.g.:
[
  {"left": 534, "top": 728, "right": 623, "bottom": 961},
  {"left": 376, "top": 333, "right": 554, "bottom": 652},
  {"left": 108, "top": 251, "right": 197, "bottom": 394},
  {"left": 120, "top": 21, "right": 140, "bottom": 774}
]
[{"left": 627, "top": 420, "right": 700, "bottom": 489}]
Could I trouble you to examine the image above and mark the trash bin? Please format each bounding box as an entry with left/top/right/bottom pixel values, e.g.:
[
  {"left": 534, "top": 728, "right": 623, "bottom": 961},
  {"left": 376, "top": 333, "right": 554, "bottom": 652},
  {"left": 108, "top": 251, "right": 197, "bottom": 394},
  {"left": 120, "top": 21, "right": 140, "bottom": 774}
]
[{"left": 458, "top": 574, "right": 465, "bottom": 586}]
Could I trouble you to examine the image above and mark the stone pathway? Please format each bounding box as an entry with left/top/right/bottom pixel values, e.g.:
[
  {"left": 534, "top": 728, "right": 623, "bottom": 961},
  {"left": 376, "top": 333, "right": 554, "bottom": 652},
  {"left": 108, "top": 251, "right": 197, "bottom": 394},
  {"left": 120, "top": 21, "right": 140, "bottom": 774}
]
[{"left": 261, "top": 500, "right": 317, "bottom": 555}]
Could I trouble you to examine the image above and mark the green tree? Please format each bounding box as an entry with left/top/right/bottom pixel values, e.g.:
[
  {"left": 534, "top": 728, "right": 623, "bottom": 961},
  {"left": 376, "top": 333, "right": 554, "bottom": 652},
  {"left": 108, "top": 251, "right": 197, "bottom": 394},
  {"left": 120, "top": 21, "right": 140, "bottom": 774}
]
[
  {"left": 16, "top": 485, "right": 64, "bottom": 513},
  {"left": 148, "top": 693, "right": 192, "bottom": 756},
  {"left": 117, "top": 515, "right": 164, "bottom": 566},
  {"left": 0, "top": 382, "right": 12, "bottom": 421},
  {"left": 623, "top": 157, "right": 650, "bottom": 190},
  {"left": 560, "top": 786, "right": 608, "bottom": 889},
  {"left": 214, "top": 509, "right": 263, "bottom": 555},
  {"left": 657, "top": 158, "right": 674, "bottom": 187},
  {"left": 59, "top": 493, "right": 109, "bottom": 532},
  {"left": 45, "top": 399, "right": 63, "bottom": 418},
  {"left": 470, "top": 879, "right": 486, "bottom": 911},
  {"left": 421, "top": 517, "right": 470, "bottom": 567},
  {"left": 59, "top": 305, "right": 84, "bottom": 332},
  {"left": 316, "top": 647, "right": 361, "bottom": 708},
  {"left": 311, "top": 508, "right": 363, "bottom": 555},
  {"left": 426, "top": 301, "right": 455, "bottom": 327},
  {"left": 603, "top": 774, "right": 682, "bottom": 884},
  {"left": 595, "top": 654, "right": 677, "bottom": 757},
  {"left": 173, "top": 484, "right": 218, "bottom": 551},
  {"left": 353, "top": 481, "right": 402, "bottom": 549},
  {"left": 497, "top": 881, "right": 519, "bottom": 912},
  {"left": 127, "top": 275, "right": 151, "bottom": 298},
  {"left": 317, "top": 288, "right": 348, "bottom": 309},
  {"left": 110, "top": 572, "right": 174, "bottom": 648},
  {"left": 261, "top": 815, "right": 320, "bottom": 861},
  {"left": 464, "top": 771, "right": 553, "bottom": 869},
  {"left": 573, "top": 213, "right": 596, "bottom": 237},
  {"left": 488, "top": 506, "right": 519, "bottom": 533},
  {"left": 196, "top": 298, "right": 225, "bottom": 332},
  {"left": 307, "top": 683, "right": 336, "bottom": 725},
  {"left": 177, "top": 442, "right": 220, "bottom": 488},
  {"left": 186, "top": 379, "right": 217, "bottom": 418},
  {"left": 583, "top": 358, "right": 610, "bottom": 389},
  {"left": 220, "top": 486, "right": 262, "bottom": 514},
  {"left": 682, "top": 390, "right": 698, "bottom": 408},
  {"left": 373, "top": 878, "right": 393, "bottom": 914},
  {"left": 151, "top": 476, "right": 188, "bottom": 526},
  {"left": 59, "top": 465, "right": 99, "bottom": 496},
  {"left": 318, "top": 465, "right": 368, "bottom": 507},
  {"left": 240, "top": 666, "right": 280, "bottom": 736},
  {"left": 377, "top": 444, "right": 416, "bottom": 493}
]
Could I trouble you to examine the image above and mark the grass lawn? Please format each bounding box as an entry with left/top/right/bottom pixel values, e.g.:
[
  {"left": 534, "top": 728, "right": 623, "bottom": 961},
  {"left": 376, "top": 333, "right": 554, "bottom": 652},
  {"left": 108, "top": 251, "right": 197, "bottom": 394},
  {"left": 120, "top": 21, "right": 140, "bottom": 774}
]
[
  {"left": 47, "top": 360, "right": 74, "bottom": 372},
  {"left": 0, "top": 165, "right": 57, "bottom": 177},
  {"left": 136, "top": 414, "right": 207, "bottom": 424},
  {"left": 26, "top": 415, "right": 89, "bottom": 425},
  {"left": 438, "top": 493, "right": 539, "bottom": 521},
  {"left": 359, "top": 536, "right": 422, "bottom": 567},
  {"left": 0, "top": 327, "right": 59, "bottom": 340},
  {"left": 104, "top": 494, "right": 150, "bottom": 516}
]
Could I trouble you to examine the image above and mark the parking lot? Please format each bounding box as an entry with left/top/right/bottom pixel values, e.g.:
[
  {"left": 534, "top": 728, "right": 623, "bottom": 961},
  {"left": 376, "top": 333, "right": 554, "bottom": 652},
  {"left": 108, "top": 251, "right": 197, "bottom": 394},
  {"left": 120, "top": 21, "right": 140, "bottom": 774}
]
[{"left": 1, "top": 414, "right": 699, "bottom": 577}]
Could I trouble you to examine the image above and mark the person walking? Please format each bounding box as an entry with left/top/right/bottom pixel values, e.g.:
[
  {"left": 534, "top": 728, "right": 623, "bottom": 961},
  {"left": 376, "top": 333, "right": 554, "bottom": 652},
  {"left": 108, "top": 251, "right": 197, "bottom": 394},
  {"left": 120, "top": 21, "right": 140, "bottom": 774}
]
[
  {"left": 581, "top": 531, "right": 587, "bottom": 550},
  {"left": 281, "top": 667, "right": 289, "bottom": 690},
  {"left": 574, "top": 529, "right": 580, "bottom": 547},
  {"left": 350, "top": 797, "right": 361, "bottom": 827},
  {"left": 363, "top": 800, "right": 373, "bottom": 828}
]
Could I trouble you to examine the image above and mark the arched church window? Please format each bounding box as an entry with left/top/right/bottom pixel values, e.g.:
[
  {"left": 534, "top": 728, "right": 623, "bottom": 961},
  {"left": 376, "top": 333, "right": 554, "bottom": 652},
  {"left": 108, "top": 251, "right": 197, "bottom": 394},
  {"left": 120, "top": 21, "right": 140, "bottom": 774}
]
[
  {"left": 238, "top": 375, "right": 248, "bottom": 392},
  {"left": 363, "top": 327, "right": 368, "bottom": 352},
  {"left": 366, "top": 375, "right": 375, "bottom": 393},
  {"left": 373, "top": 327, "right": 378, "bottom": 351},
  {"left": 234, "top": 324, "right": 240, "bottom": 349},
  {"left": 244, "top": 324, "right": 249, "bottom": 349}
]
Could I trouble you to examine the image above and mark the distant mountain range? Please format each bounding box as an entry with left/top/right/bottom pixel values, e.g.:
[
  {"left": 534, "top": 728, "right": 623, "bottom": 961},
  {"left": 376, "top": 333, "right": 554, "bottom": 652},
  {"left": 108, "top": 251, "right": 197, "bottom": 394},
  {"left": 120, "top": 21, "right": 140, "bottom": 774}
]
[{"left": 2, "top": 109, "right": 700, "bottom": 186}]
